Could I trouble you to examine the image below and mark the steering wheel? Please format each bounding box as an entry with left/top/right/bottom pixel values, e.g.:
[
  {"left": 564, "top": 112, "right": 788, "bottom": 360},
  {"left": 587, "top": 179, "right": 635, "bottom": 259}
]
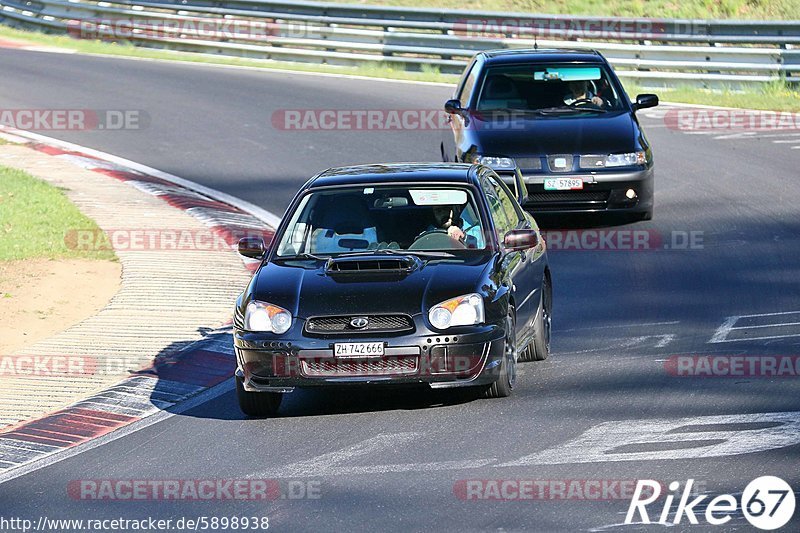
[
  {"left": 409, "top": 229, "right": 466, "bottom": 250},
  {"left": 567, "top": 98, "right": 597, "bottom": 107}
]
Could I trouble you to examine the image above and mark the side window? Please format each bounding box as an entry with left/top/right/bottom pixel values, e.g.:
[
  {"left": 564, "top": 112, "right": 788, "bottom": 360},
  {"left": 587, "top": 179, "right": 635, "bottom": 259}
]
[
  {"left": 458, "top": 64, "right": 479, "bottom": 108},
  {"left": 482, "top": 177, "right": 512, "bottom": 241},
  {"left": 486, "top": 175, "right": 524, "bottom": 236}
]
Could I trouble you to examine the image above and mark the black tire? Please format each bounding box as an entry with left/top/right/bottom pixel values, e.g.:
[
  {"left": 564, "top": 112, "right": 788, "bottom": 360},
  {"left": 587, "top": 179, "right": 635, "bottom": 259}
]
[
  {"left": 528, "top": 275, "right": 552, "bottom": 361},
  {"left": 235, "top": 374, "right": 282, "bottom": 417},
  {"left": 484, "top": 311, "right": 517, "bottom": 398}
]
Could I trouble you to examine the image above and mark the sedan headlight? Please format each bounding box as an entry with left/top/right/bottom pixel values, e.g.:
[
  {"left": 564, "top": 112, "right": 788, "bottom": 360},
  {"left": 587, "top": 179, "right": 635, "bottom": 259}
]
[
  {"left": 474, "top": 155, "right": 516, "bottom": 170},
  {"left": 429, "top": 293, "right": 484, "bottom": 330},
  {"left": 583, "top": 151, "right": 646, "bottom": 168},
  {"left": 244, "top": 301, "right": 292, "bottom": 334}
]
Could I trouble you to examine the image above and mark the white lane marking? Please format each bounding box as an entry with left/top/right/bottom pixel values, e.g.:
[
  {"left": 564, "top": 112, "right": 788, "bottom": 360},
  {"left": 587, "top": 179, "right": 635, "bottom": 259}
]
[
  {"left": 263, "top": 459, "right": 496, "bottom": 478},
  {"left": 713, "top": 132, "right": 800, "bottom": 141},
  {"left": 557, "top": 321, "right": 679, "bottom": 333},
  {"left": 263, "top": 433, "right": 418, "bottom": 477},
  {"left": 0, "top": 379, "right": 234, "bottom": 486},
  {"left": 501, "top": 411, "right": 800, "bottom": 466},
  {"left": 255, "top": 433, "right": 499, "bottom": 478},
  {"left": 562, "top": 334, "right": 676, "bottom": 354},
  {"left": 713, "top": 132, "right": 758, "bottom": 140},
  {"left": 734, "top": 321, "right": 800, "bottom": 330},
  {"left": 710, "top": 311, "right": 800, "bottom": 343},
  {"left": 772, "top": 139, "right": 800, "bottom": 144},
  {"left": 709, "top": 316, "right": 740, "bottom": 343}
]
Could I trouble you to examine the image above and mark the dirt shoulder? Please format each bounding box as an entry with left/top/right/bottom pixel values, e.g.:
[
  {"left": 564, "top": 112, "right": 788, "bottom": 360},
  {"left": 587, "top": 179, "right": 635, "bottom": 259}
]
[{"left": 0, "top": 258, "right": 121, "bottom": 355}]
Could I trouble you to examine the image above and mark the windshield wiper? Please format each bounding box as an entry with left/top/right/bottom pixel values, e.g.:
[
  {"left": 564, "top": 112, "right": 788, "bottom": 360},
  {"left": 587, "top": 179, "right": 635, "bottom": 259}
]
[
  {"left": 279, "top": 252, "right": 327, "bottom": 261},
  {"left": 536, "top": 106, "right": 607, "bottom": 114},
  {"left": 336, "top": 249, "right": 455, "bottom": 259}
]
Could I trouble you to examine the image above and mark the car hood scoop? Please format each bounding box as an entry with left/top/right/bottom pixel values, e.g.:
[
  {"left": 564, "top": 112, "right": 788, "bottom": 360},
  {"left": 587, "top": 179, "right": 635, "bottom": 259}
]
[
  {"left": 253, "top": 255, "right": 494, "bottom": 317},
  {"left": 325, "top": 254, "right": 421, "bottom": 276}
]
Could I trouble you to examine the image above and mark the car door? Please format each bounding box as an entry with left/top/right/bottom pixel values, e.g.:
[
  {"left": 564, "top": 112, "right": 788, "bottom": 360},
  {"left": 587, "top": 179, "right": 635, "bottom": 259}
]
[
  {"left": 483, "top": 172, "right": 544, "bottom": 337},
  {"left": 444, "top": 58, "right": 481, "bottom": 162}
]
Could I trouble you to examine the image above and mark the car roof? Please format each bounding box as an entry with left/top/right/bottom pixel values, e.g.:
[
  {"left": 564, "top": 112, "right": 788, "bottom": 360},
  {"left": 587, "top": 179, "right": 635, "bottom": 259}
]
[
  {"left": 480, "top": 48, "right": 605, "bottom": 65},
  {"left": 308, "top": 163, "right": 480, "bottom": 189}
]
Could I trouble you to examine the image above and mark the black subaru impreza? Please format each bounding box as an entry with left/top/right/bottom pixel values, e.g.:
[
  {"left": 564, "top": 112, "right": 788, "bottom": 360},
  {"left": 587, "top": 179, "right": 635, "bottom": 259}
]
[
  {"left": 233, "top": 163, "right": 552, "bottom": 416},
  {"left": 442, "top": 49, "right": 658, "bottom": 220}
]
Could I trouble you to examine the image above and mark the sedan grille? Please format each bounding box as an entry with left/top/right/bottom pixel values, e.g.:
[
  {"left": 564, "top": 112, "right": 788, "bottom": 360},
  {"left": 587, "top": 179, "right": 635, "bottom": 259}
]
[
  {"left": 301, "top": 356, "right": 418, "bottom": 377},
  {"left": 528, "top": 191, "right": 610, "bottom": 203},
  {"left": 527, "top": 191, "right": 610, "bottom": 211},
  {"left": 305, "top": 314, "right": 414, "bottom": 335}
]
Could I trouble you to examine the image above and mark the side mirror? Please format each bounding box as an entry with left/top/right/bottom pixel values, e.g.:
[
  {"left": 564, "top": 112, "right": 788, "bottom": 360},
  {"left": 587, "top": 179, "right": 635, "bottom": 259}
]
[
  {"left": 444, "top": 99, "right": 463, "bottom": 115},
  {"left": 503, "top": 229, "right": 539, "bottom": 251},
  {"left": 633, "top": 94, "right": 659, "bottom": 111},
  {"left": 238, "top": 237, "right": 266, "bottom": 259}
]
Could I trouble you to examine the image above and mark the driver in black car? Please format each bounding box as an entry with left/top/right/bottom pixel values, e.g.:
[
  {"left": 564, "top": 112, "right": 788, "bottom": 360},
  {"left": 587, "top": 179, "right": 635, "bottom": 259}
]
[
  {"left": 563, "top": 80, "right": 607, "bottom": 108},
  {"left": 429, "top": 205, "right": 466, "bottom": 242}
]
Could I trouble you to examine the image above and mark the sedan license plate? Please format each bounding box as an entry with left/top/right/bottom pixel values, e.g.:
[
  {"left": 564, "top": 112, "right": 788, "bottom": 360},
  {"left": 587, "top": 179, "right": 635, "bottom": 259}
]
[
  {"left": 334, "top": 342, "right": 385, "bottom": 357},
  {"left": 544, "top": 178, "right": 584, "bottom": 191}
]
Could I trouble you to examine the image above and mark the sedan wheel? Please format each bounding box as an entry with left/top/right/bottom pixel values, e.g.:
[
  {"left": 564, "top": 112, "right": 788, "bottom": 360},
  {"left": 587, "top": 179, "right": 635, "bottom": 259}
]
[
  {"left": 485, "top": 311, "right": 516, "bottom": 398},
  {"left": 526, "top": 275, "right": 552, "bottom": 361}
]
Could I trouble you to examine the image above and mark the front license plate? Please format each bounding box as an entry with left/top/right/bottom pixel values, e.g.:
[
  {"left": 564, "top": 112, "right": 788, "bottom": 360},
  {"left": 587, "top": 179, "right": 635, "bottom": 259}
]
[
  {"left": 544, "top": 178, "right": 584, "bottom": 191},
  {"left": 334, "top": 342, "right": 385, "bottom": 357}
]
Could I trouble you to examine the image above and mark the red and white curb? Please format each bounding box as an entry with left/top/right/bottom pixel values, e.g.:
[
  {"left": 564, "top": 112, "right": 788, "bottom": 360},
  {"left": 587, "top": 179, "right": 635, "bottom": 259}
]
[{"left": 0, "top": 128, "right": 280, "bottom": 482}]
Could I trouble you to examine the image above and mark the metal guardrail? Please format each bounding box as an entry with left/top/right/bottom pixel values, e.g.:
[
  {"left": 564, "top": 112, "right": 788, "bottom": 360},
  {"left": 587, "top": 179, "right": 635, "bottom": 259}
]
[{"left": 1, "top": 0, "right": 799, "bottom": 88}]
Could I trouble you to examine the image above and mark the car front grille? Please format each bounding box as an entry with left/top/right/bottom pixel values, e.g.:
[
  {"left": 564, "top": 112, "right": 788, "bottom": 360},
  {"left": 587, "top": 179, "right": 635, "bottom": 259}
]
[
  {"left": 305, "top": 314, "right": 414, "bottom": 335},
  {"left": 301, "top": 356, "right": 418, "bottom": 377},
  {"left": 526, "top": 190, "right": 610, "bottom": 211}
]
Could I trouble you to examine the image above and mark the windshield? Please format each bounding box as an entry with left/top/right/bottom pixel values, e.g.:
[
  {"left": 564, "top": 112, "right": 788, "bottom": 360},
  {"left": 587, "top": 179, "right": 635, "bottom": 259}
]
[
  {"left": 275, "top": 185, "right": 489, "bottom": 257},
  {"left": 475, "top": 64, "right": 625, "bottom": 113}
]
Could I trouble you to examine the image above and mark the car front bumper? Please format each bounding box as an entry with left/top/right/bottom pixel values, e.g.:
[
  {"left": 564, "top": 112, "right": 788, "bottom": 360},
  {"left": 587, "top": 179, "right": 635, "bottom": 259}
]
[
  {"left": 234, "top": 319, "right": 506, "bottom": 393},
  {"left": 521, "top": 167, "right": 654, "bottom": 214}
]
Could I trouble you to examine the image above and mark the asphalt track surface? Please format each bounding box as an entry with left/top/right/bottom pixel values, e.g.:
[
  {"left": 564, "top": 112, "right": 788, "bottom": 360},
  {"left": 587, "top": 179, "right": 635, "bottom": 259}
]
[{"left": 2, "top": 49, "right": 800, "bottom": 531}]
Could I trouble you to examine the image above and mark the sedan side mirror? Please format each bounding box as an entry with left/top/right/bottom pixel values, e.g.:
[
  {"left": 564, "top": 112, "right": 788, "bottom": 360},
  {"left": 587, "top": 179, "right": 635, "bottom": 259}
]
[
  {"left": 444, "top": 99, "right": 463, "bottom": 114},
  {"left": 633, "top": 94, "right": 659, "bottom": 111},
  {"left": 504, "top": 229, "right": 539, "bottom": 251},
  {"left": 238, "top": 237, "right": 266, "bottom": 259}
]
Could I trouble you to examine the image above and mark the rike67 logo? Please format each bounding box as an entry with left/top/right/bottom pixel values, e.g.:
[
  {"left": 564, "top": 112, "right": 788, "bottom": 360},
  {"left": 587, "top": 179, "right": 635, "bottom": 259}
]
[{"left": 626, "top": 476, "right": 796, "bottom": 530}]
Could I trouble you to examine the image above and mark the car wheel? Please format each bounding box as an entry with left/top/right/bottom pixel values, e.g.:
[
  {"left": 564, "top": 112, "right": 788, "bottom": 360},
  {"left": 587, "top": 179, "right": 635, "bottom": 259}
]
[
  {"left": 528, "top": 274, "right": 552, "bottom": 361},
  {"left": 235, "top": 374, "right": 282, "bottom": 417},
  {"left": 485, "top": 310, "right": 516, "bottom": 398}
]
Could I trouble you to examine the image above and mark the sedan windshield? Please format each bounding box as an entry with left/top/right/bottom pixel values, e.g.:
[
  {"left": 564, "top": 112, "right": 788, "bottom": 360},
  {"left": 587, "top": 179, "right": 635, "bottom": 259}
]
[
  {"left": 475, "top": 64, "right": 625, "bottom": 113},
  {"left": 275, "top": 186, "right": 488, "bottom": 257}
]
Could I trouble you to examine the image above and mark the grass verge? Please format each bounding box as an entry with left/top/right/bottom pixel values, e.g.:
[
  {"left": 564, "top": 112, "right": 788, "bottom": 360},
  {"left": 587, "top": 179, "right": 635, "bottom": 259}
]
[
  {"left": 0, "top": 165, "right": 116, "bottom": 261},
  {"left": 0, "top": 25, "right": 798, "bottom": 110},
  {"left": 320, "top": 0, "right": 800, "bottom": 20}
]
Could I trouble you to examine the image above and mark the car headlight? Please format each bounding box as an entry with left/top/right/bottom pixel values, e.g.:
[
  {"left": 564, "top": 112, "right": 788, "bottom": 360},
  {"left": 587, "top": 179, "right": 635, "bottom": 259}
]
[
  {"left": 429, "top": 293, "right": 484, "bottom": 330},
  {"left": 474, "top": 155, "right": 516, "bottom": 170},
  {"left": 603, "top": 151, "right": 647, "bottom": 168},
  {"left": 244, "top": 301, "right": 292, "bottom": 334}
]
